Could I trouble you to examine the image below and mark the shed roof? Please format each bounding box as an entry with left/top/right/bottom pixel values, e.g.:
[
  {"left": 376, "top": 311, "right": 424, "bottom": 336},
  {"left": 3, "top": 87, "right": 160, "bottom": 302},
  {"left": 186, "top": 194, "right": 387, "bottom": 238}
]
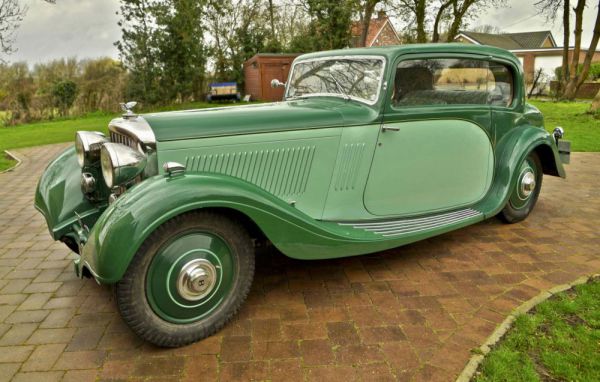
[{"left": 243, "top": 53, "right": 302, "bottom": 67}]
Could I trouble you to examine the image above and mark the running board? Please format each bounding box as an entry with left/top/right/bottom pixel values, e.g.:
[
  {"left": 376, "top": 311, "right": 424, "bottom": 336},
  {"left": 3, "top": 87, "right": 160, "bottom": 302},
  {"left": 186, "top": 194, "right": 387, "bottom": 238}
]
[{"left": 338, "top": 208, "right": 482, "bottom": 237}]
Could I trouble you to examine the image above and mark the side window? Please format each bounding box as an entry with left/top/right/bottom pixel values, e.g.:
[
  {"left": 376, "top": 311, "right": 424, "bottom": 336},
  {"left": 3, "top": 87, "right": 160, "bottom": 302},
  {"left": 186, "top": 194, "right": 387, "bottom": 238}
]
[
  {"left": 488, "top": 62, "right": 514, "bottom": 107},
  {"left": 392, "top": 58, "right": 514, "bottom": 108}
]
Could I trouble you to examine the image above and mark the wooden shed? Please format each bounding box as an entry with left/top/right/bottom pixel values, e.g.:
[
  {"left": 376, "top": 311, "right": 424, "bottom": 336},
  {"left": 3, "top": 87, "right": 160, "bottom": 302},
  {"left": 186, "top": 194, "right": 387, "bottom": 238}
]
[{"left": 243, "top": 53, "right": 300, "bottom": 101}]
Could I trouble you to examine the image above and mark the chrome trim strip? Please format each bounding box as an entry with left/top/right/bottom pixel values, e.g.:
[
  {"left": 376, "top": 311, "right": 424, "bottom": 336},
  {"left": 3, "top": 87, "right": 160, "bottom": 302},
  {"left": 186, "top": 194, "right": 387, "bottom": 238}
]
[
  {"left": 369, "top": 213, "right": 480, "bottom": 233},
  {"left": 341, "top": 209, "right": 478, "bottom": 228},
  {"left": 339, "top": 208, "right": 482, "bottom": 237}
]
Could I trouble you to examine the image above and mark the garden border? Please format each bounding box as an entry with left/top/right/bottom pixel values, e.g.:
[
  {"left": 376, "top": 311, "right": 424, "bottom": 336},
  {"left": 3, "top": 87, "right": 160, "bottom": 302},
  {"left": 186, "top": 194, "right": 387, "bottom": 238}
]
[
  {"left": 0, "top": 150, "right": 22, "bottom": 173},
  {"left": 455, "top": 272, "right": 600, "bottom": 382}
]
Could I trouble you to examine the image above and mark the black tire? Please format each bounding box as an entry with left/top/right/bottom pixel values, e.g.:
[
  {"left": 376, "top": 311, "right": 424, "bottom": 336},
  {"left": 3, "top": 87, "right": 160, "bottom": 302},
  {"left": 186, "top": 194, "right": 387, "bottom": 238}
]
[
  {"left": 498, "top": 151, "right": 543, "bottom": 224},
  {"left": 115, "top": 210, "right": 255, "bottom": 347}
]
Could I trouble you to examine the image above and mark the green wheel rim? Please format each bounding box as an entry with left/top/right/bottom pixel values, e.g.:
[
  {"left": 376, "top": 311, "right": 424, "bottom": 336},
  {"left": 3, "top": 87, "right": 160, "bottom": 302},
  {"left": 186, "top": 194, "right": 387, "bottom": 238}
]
[
  {"left": 146, "top": 231, "right": 235, "bottom": 324},
  {"left": 509, "top": 156, "right": 537, "bottom": 210}
]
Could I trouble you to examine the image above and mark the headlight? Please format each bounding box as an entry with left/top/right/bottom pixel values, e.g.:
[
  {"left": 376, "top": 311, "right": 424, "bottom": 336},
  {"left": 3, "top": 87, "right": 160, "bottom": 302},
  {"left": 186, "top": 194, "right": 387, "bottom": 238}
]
[
  {"left": 75, "top": 131, "right": 108, "bottom": 167},
  {"left": 100, "top": 143, "right": 147, "bottom": 188}
]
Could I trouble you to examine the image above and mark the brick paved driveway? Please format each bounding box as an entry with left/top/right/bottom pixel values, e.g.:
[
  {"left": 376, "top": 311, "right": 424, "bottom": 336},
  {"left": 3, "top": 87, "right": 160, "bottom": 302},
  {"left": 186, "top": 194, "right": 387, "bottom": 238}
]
[{"left": 0, "top": 143, "right": 599, "bottom": 382}]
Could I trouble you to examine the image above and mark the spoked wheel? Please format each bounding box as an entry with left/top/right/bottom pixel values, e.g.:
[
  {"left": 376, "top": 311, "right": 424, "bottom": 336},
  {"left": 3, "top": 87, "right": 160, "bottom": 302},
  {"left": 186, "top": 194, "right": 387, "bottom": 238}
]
[
  {"left": 498, "top": 151, "right": 543, "bottom": 224},
  {"left": 116, "top": 211, "right": 255, "bottom": 347}
]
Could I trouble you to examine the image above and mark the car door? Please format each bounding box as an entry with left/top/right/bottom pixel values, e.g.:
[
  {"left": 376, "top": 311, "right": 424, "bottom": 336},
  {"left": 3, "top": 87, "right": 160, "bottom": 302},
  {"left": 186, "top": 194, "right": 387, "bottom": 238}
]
[{"left": 363, "top": 55, "right": 496, "bottom": 217}]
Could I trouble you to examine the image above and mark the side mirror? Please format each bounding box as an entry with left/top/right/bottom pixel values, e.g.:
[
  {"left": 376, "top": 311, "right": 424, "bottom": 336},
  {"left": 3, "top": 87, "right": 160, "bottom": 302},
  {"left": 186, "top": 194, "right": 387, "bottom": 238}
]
[{"left": 271, "top": 79, "right": 286, "bottom": 89}]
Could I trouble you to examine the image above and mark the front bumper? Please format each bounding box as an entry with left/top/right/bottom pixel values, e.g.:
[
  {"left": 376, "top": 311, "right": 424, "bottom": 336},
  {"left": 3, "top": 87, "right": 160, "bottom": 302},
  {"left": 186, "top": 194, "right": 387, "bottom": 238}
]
[{"left": 558, "top": 140, "right": 571, "bottom": 164}]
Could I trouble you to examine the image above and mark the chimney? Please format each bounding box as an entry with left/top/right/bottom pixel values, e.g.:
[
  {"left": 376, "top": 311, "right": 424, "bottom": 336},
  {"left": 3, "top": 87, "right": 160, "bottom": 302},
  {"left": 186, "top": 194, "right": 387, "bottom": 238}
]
[{"left": 377, "top": 10, "right": 386, "bottom": 19}]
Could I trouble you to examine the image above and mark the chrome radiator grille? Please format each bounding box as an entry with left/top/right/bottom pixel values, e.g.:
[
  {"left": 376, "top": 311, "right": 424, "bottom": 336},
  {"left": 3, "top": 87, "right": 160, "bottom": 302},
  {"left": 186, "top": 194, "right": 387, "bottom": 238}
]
[{"left": 110, "top": 131, "right": 138, "bottom": 150}]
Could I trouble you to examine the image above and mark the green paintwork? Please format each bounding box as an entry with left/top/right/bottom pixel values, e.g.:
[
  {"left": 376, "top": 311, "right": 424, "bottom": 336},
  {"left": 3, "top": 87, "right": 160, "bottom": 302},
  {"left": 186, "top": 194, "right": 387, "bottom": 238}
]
[
  {"left": 157, "top": 128, "right": 341, "bottom": 218},
  {"left": 146, "top": 232, "right": 234, "bottom": 323},
  {"left": 143, "top": 99, "right": 379, "bottom": 141},
  {"left": 34, "top": 43, "right": 567, "bottom": 285},
  {"left": 364, "top": 119, "right": 494, "bottom": 216},
  {"left": 34, "top": 146, "right": 106, "bottom": 241},
  {"left": 78, "top": 172, "right": 485, "bottom": 283},
  {"left": 473, "top": 125, "right": 564, "bottom": 217}
]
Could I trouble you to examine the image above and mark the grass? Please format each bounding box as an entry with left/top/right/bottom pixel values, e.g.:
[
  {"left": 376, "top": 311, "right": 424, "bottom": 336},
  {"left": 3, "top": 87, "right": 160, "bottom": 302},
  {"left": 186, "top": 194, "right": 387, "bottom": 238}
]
[
  {"left": 474, "top": 278, "right": 600, "bottom": 382},
  {"left": 0, "top": 152, "right": 16, "bottom": 172},
  {"left": 529, "top": 99, "right": 600, "bottom": 152},
  {"left": 0, "top": 100, "right": 598, "bottom": 172},
  {"left": 0, "top": 101, "right": 248, "bottom": 171}
]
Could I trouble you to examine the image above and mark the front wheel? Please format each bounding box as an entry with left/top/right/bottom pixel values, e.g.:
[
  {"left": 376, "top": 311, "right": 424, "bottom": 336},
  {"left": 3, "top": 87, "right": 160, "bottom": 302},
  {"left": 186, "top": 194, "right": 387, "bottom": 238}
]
[
  {"left": 115, "top": 211, "right": 255, "bottom": 347},
  {"left": 498, "top": 151, "right": 543, "bottom": 224}
]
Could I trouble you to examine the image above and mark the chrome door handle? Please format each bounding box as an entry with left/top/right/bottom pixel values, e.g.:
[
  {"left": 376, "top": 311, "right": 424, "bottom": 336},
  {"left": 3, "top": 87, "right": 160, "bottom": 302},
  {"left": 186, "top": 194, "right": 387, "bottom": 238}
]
[{"left": 382, "top": 126, "right": 400, "bottom": 132}]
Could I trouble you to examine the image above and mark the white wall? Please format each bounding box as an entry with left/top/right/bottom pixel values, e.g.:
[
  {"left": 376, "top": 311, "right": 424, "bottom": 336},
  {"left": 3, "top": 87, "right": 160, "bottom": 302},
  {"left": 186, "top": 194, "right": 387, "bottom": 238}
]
[{"left": 535, "top": 55, "right": 563, "bottom": 79}]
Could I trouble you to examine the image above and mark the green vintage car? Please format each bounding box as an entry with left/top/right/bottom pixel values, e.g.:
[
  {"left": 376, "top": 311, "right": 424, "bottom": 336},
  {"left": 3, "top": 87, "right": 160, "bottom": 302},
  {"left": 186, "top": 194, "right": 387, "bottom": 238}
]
[{"left": 35, "top": 44, "right": 569, "bottom": 347}]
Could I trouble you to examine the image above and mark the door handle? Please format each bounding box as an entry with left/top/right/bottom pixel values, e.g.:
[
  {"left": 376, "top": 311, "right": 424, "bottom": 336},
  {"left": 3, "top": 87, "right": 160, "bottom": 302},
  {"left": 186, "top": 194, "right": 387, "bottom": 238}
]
[{"left": 382, "top": 126, "right": 400, "bottom": 133}]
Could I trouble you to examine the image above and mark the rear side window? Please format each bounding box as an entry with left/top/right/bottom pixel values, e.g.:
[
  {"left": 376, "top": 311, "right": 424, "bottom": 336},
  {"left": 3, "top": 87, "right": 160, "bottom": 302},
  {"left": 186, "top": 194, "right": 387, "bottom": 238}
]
[{"left": 392, "top": 58, "right": 514, "bottom": 108}]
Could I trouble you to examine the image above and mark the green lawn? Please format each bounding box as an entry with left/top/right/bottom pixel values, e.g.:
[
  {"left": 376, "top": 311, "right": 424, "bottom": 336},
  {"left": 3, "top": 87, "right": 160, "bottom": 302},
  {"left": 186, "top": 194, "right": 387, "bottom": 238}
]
[
  {"left": 1, "top": 152, "right": 16, "bottom": 172},
  {"left": 475, "top": 278, "right": 600, "bottom": 382},
  {"left": 529, "top": 100, "right": 600, "bottom": 152},
  {"left": 0, "top": 100, "right": 598, "bottom": 172}
]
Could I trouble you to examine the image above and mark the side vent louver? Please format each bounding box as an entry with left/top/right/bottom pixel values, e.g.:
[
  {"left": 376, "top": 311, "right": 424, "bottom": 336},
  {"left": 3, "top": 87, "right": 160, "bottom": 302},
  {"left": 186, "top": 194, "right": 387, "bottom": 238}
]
[
  {"left": 185, "top": 146, "right": 316, "bottom": 197},
  {"left": 334, "top": 143, "right": 365, "bottom": 191}
]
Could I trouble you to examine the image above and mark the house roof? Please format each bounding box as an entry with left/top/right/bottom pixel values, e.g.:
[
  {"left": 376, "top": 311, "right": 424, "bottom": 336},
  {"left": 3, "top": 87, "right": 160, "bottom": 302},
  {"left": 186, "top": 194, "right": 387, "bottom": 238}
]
[
  {"left": 351, "top": 13, "right": 400, "bottom": 47},
  {"left": 456, "top": 30, "right": 556, "bottom": 50}
]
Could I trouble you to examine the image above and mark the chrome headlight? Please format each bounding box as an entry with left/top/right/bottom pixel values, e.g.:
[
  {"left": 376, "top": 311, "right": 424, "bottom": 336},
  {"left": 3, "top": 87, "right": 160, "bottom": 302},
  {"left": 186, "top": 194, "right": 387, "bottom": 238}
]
[
  {"left": 100, "top": 143, "right": 147, "bottom": 188},
  {"left": 75, "top": 131, "right": 108, "bottom": 167}
]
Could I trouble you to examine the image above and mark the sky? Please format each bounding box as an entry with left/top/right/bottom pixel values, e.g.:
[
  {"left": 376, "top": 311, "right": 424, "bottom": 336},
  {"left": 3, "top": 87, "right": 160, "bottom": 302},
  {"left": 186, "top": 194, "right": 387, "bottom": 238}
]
[{"left": 8, "top": 0, "right": 599, "bottom": 65}]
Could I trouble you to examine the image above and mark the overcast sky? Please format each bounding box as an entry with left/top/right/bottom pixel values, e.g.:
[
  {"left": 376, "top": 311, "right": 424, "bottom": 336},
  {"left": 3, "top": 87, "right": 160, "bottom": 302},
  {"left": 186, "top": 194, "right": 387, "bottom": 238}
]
[{"left": 8, "top": 0, "right": 599, "bottom": 64}]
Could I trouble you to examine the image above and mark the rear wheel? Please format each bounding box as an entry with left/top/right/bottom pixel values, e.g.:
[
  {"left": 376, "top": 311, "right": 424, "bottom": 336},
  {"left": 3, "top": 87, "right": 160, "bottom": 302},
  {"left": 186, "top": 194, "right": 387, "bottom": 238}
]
[
  {"left": 115, "top": 211, "right": 255, "bottom": 347},
  {"left": 498, "top": 152, "right": 543, "bottom": 224}
]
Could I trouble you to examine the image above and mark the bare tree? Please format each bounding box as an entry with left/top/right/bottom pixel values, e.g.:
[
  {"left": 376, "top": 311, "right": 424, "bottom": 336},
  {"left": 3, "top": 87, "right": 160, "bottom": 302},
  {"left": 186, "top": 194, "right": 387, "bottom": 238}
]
[
  {"left": 391, "top": 0, "right": 502, "bottom": 43},
  {"left": 470, "top": 24, "right": 502, "bottom": 34},
  {"left": 393, "top": 0, "right": 427, "bottom": 42},
  {"left": 528, "top": 68, "right": 546, "bottom": 98},
  {"left": 561, "top": 0, "right": 570, "bottom": 91},
  {"left": 0, "top": 0, "right": 26, "bottom": 56},
  {"left": 0, "top": 0, "right": 56, "bottom": 59},
  {"left": 432, "top": 0, "right": 454, "bottom": 42},
  {"left": 268, "top": 0, "right": 276, "bottom": 44},
  {"left": 537, "top": 0, "right": 600, "bottom": 99},
  {"left": 356, "top": 0, "right": 385, "bottom": 47},
  {"left": 563, "top": 0, "right": 600, "bottom": 99}
]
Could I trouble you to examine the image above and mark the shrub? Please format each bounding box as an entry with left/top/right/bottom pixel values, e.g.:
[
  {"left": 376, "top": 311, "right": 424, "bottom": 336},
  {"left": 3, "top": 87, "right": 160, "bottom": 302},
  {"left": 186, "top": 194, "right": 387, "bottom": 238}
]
[{"left": 555, "top": 62, "right": 600, "bottom": 82}]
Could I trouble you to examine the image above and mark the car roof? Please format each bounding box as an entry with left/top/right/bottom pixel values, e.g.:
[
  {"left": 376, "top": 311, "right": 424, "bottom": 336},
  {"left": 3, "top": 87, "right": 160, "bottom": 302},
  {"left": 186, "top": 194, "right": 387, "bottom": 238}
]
[{"left": 295, "top": 43, "right": 520, "bottom": 66}]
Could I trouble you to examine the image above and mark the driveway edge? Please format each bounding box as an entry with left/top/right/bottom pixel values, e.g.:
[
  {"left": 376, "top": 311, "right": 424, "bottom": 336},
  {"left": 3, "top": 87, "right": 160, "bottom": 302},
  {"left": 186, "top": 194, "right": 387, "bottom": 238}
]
[
  {"left": 455, "top": 272, "right": 600, "bottom": 382},
  {"left": 1, "top": 149, "right": 22, "bottom": 173}
]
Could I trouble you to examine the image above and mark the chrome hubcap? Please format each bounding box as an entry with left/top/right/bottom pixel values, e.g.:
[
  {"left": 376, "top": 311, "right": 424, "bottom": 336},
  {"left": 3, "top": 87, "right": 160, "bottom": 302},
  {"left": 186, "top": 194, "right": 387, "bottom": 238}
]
[
  {"left": 177, "top": 259, "right": 217, "bottom": 301},
  {"left": 520, "top": 171, "right": 536, "bottom": 198}
]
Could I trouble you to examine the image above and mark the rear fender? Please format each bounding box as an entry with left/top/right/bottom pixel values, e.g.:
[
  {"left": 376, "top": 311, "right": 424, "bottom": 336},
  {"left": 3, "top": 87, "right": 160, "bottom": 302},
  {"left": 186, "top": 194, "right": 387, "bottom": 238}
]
[{"left": 475, "top": 125, "right": 565, "bottom": 217}]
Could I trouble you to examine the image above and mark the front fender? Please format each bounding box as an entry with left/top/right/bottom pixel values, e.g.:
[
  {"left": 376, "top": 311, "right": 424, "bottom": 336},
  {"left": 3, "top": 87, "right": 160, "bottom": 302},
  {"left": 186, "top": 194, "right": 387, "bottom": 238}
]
[
  {"left": 475, "top": 125, "right": 565, "bottom": 217},
  {"left": 81, "top": 173, "right": 390, "bottom": 284},
  {"left": 34, "top": 145, "right": 105, "bottom": 241}
]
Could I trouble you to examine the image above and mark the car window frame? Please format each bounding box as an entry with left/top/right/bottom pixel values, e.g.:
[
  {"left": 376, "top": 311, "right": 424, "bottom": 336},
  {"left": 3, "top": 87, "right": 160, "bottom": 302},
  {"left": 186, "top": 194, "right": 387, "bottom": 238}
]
[
  {"left": 385, "top": 52, "right": 522, "bottom": 113},
  {"left": 285, "top": 55, "right": 387, "bottom": 106}
]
